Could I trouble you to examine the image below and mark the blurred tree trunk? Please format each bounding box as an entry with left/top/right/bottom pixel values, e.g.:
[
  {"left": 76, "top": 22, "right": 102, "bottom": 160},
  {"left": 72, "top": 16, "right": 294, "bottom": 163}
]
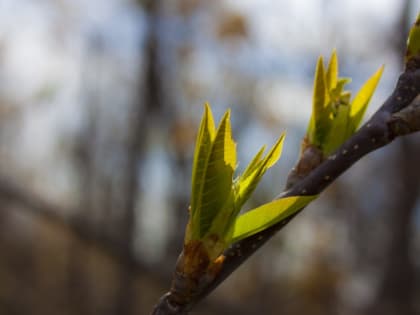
[
  {"left": 163, "top": 0, "right": 196, "bottom": 267},
  {"left": 365, "top": 136, "right": 420, "bottom": 315},
  {"left": 366, "top": 3, "right": 419, "bottom": 314},
  {"left": 391, "top": 0, "right": 411, "bottom": 59},
  {"left": 67, "top": 35, "right": 106, "bottom": 315},
  {"left": 114, "top": 1, "right": 163, "bottom": 314}
]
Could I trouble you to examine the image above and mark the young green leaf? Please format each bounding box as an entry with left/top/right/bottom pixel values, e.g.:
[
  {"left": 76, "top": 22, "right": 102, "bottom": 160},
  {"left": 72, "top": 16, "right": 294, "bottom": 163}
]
[
  {"left": 198, "top": 110, "right": 236, "bottom": 237},
  {"left": 206, "top": 190, "right": 236, "bottom": 254},
  {"left": 306, "top": 51, "right": 382, "bottom": 158},
  {"left": 326, "top": 49, "right": 338, "bottom": 91},
  {"left": 228, "top": 195, "right": 317, "bottom": 243},
  {"left": 339, "top": 90, "right": 351, "bottom": 105},
  {"left": 185, "top": 104, "right": 308, "bottom": 260},
  {"left": 235, "top": 133, "right": 285, "bottom": 209},
  {"left": 405, "top": 12, "right": 420, "bottom": 64},
  {"left": 190, "top": 103, "right": 216, "bottom": 238},
  {"left": 262, "top": 133, "right": 285, "bottom": 169},
  {"left": 207, "top": 133, "right": 286, "bottom": 254},
  {"left": 309, "top": 56, "right": 331, "bottom": 146},
  {"left": 239, "top": 145, "right": 266, "bottom": 181},
  {"left": 348, "top": 65, "right": 384, "bottom": 134},
  {"left": 324, "top": 104, "right": 350, "bottom": 155},
  {"left": 330, "top": 78, "right": 351, "bottom": 102}
]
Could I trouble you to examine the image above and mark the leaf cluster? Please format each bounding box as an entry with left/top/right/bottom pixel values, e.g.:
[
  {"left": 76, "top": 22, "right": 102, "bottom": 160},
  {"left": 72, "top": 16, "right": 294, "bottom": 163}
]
[
  {"left": 186, "top": 104, "right": 314, "bottom": 260},
  {"left": 307, "top": 50, "right": 383, "bottom": 155}
]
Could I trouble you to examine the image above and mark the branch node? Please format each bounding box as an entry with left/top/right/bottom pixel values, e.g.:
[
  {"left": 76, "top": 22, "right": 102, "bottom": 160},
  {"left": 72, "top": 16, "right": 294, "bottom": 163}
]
[{"left": 389, "top": 95, "right": 420, "bottom": 137}]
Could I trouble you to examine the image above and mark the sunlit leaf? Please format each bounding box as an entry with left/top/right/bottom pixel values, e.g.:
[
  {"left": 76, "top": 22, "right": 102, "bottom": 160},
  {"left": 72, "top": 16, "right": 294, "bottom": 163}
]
[
  {"left": 326, "top": 49, "right": 338, "bottom": 91},
  {"left": 406, "top": 12, "right": 420, "bottom": 64},
  {"left": 324, "top": 104, "right": 350, "bottom": 155},
  {"left": 228, "top": 195, "right": 317, "bottom": 243},
  {"left": 349, "top": 65, "right": 384, "bottom": 133},
  {"left": 310, "top": 56, "right": 331, "bottom": 146},
  {"left": 239, "top": 145, "right": 266, "bottom": 181},
  {"left": 330, "top": 78, "right": 351, "bottom": 102},
  {"left": 208, "top": 133, "right": 285, "bottom": 252},
  {"left": 262, "top": 133, "right": 285, "bottom": 169},
  {"left": 339, "top": 91, "right": 351, "bottom": 105},
  {"left": 207, "top": 190, "right": 236, "bottom": 249},
  {"left": 235, "top": 133, "right": 285, "bottom": 209},
  {"left": 190, "top": 103, "right": 216, "bottom": 238},
  {"left": 198, "top": 110, "right": 236, "bottom": 237}
]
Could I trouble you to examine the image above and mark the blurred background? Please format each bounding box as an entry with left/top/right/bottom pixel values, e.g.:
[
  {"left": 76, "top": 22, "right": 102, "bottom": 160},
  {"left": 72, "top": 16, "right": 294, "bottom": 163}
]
[{"left": 0, "top": 0, "right": 420, "bottom": 314}]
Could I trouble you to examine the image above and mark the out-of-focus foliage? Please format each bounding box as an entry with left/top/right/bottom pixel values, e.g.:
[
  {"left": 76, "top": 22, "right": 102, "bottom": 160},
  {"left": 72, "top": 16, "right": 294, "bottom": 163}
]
[{"left": 217, "top": 12, "right": 248, "bottom": 39}]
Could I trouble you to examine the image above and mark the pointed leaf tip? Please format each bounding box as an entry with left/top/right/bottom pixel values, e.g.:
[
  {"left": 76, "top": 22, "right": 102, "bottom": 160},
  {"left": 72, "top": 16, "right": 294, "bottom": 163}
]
[
  {"left": 240, "top": 145, "right": 266, "bottom": 181},
  {"left": 197, "top": 107, "right": 236, "bottom": 237},
  {"left": 263, "top": 132, "right": 286, "bottom": 169},
  {"left": 349, "top": 65, "right": 384, "bottom": 133},
  {"left": 326, "top": 49, "right": 338, "bottom": 90},
  {"left": 217, "top": 108, "right": 236, "bottom": 169},
  {"left": 311, "top": 55, "right": 331, "bottom": 146},
  {"left": 190, "top": 103, "right": 217, "bottom": 238},
  {"left": 312, "top": 56, "right": 327, "bottom": 117},
  {"left": 202, "top": 102, "right": 216, "bottom": 137},
  {"left": 406, "top": 12, "right": 420, "bottom": 64},
  {"left": 234, "top": 133, "right": 286, "bottom": 211}
]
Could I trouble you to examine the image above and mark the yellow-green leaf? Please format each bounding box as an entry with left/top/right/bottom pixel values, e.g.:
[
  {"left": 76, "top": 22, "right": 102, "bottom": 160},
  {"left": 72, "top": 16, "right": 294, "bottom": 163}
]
[
  {"left": 236, "top": 133, "right": 285, "bottom": 209},
  {"left": 240, "top": 145, "right": 266, "bottom": 181},
  {"left": 330, "top": 78, "right": 351, "bottom": 102},
  {"left": 349, "top": 65, "right": 384, "bottom": 133},
  {"left": 191, "top": 103, "right": 216, "bottom": 238},
  {"left": 310, "top": 56, "right": 331, "bottom": 146},
  {"left": 263, "top": 133, "right": 285, "bottom": 169},
  {"left": 207, "top": 190, "right": 236, "bottom": 246},
  {"left": 208, "top": 134, "right": 285, "bottom": 248},
  {"left": 406, "top": 12, "right": 420, "bottom": 64},
  {"left": 197, "top": 110, "right": 236, "bottom": 237},
  {"left": 326, "top": 49, "right": 338, "bottom": 91},
  {"left": 228, "top": 195, "right": 317, "bottom": 244},
  {"left": 339, "top": 91, "right": 351, "bottom": 105},
  {"left": 324, "top": 104, "right": 350, "bottom": 155}
]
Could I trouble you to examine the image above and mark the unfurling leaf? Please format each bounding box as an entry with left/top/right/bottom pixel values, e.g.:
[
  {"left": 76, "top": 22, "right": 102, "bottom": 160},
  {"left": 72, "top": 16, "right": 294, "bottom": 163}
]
[
  {"left": 306, "top": 51, "right": 383, "bottom": 156},
  {"left": 235, "top": 133, "right": 285, "bottom": 209},
  {"left": 185, "top": 104, "right": 311, "bottom": 261},
  {"left": 229, "top": 195, "right": 317, "bottom": 243},
  {"left": 189, "top": 106, "right": 236, "bottom": 240},
  {"left": 405, "top": 12, "right": 420, "bottom": 65},
  {"left": 190, "top": 103, "right": 216, "bottom": 239},
  {"left": 349, "top": 65, "right": 384, "bottom": 134},
  {"left": 309, "top": 56, "right": 330, "bottom": 146},
  {"left": 324, "top": 104, "right": 350, "bottom": 155},
  {"left": 326, "top": 49, "right": 338, "bottom": 90},
  {"left": 198, "top": 110, "right": 236, "bottom": 237},
  {"left": 240, "top": 145, "right": 266, "bottom": 180}
]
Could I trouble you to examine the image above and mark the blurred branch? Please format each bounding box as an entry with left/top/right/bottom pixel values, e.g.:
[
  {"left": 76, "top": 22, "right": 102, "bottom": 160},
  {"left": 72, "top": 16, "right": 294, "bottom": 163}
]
[
  {"left": 0, "top": 175, "right": 146, "bottom": 274},
  {"left": 0, "top": 175, "right": 252, "bottom": 315},
  {"left": 114, "top": 0, "right": 163, "bottom": 313},
  {"left": 151, "top": 57, "right": 420, "bottom": 314}
]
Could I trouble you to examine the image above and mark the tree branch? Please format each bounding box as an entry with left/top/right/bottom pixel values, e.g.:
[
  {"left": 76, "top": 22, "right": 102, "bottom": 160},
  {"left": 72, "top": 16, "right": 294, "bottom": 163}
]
[
  {"left": 0, "top": 175, "right": 147, "bottom": 273},
  {"left": 151, "top": 59, "right": 420, "bottom": 314}
]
